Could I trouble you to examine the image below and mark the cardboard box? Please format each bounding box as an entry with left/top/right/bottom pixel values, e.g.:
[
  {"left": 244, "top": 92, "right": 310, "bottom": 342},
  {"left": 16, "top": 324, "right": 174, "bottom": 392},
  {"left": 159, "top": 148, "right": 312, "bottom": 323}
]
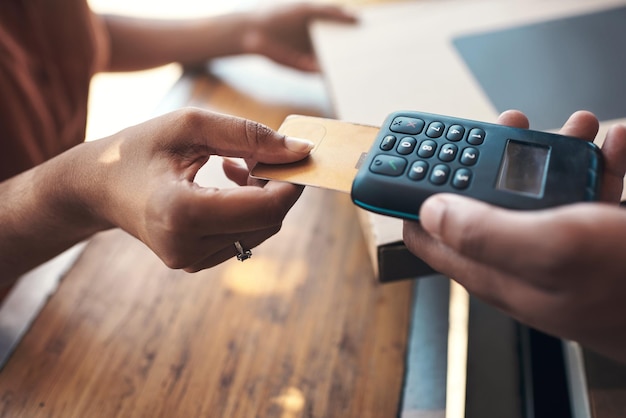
[{"left": 356, "top": 209, "right": 436, "bottom": 282}]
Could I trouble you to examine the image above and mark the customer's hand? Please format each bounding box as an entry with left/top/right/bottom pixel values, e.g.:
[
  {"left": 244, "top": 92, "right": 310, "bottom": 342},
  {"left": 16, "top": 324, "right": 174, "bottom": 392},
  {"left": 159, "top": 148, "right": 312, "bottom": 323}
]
[
  {"left": 241, "top": 3, "right": 357, "bottom": 72},
  {"left": 403, "top": 110, "right": 626, "bottom": 362},
  {"left": 84, "top": 108, "right": 313, "bottom": 271}
]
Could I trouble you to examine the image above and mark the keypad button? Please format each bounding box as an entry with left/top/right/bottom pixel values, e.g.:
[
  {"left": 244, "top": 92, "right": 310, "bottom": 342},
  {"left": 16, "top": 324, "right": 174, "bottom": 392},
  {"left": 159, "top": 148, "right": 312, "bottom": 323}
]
[
  {"left": 418, "top": 140, "right": 437, "bottom": 158},
  {"left": 380, "top": 135, "right": 396, "bottom": 151},
  {"left": 429, "top": 164, "right": 450, "bottom": 185},
  {"left": 452, "top": 168, "right": 472, "bottom": 189},
  {"left": 396, "top": 137, "right": 417, "bottom": 155},
  {"left": 438, "top": 143, "right": 458, "bottom": 162},
  {"left": 369, "top": 154, "right": 407, "bottom": 176},
  {"left": 446, "top": 125, "right": 465, "bottom": 141},
  {"left": 460, "top": 147, "right": 479, "bottom": 166},
  {"left": 467, "top": 128, "right": 486, "bottom": 145},
  {"left": 390, "top": 117, "right": 425, "bottom": 135},
  {"left": 408, "top": 161, "right": 429, "bottom": 181},
  {"left": 426, "top": 121, "right": 445, "bottom": 138}
]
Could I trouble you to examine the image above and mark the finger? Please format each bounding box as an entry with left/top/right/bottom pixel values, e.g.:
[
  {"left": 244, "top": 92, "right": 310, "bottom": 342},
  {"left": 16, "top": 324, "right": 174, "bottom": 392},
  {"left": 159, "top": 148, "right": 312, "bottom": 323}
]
[
  {"left": 184, "top": 228, "right": 279, "bottom": 272},
  {"left": 402, "top": 219, "right": 549, "bottom": 318},
  {"left": 222, "top": 158, "right": 249, "bottom": 186},
  {"left": 169, "top": 109, "right": 314, "bottom": 164},
  {"left": 182, "top": 180, "right": 304, "bottom": 235},
  {"left": 253, "top": 5, "right": 357, "bottom": 72},
  {"left": 222, "top": 157, "right": 268, "bottom": 187},
  {"left": 251, "top": 40, "right": 320, "bottom": 72},
  {"left": 599, "top": 124, "right": 626, "bottom": 202},
  {"left": 417, "top": 200, "right": 626, "bottom": 345},
  {"left": 496, "top": 110, "right": 529, "bottom": 129},
  {"left": 403, "top": 219, "right": 477, "bottom": 279},
  {"left": 149, "top": 210, "right": 279, "bottom": 269},
  {"left": 558, "top": 110, "right": 599, "bottom": 141},
  {"left": 418, "top": 194, "right": 607, "bottom": 285},
  {"left": 405, "top": 218, "right": 617, "bottom": 344},
  {"left": 222, "top": 158, "right": 267, "bottom": 187}
]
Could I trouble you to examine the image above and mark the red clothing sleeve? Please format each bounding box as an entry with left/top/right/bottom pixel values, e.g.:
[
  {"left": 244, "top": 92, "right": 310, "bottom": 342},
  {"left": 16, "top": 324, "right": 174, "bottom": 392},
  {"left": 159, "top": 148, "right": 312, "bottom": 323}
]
[{"left": 0, "top": 0, "right": 109, "bottom": 181}]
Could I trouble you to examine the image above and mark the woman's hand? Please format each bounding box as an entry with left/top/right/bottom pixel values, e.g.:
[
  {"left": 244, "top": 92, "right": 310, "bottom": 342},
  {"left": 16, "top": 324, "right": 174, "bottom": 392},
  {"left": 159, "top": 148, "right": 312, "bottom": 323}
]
[
  {"left": 80, "top": 108, "right": 313, "bottom": 271},
  {"left": 101, "top": 3, "right": 356, "bottom": 72},
  {"left": 241, "top": 3, "right": 357, "bottom": 72}
]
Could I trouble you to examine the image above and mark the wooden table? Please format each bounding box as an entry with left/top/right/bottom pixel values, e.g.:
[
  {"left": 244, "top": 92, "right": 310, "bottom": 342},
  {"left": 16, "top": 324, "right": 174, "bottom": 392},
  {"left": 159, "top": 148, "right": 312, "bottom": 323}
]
[{"left": 0, "top": 59, "right": 414, "bottom": 417}]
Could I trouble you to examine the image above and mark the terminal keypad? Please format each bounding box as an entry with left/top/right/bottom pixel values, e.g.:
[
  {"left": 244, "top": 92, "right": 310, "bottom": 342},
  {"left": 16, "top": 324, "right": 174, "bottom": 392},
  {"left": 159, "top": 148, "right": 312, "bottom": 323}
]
[{"left": 373, "top": 115, "right": 486, "bottom": 189}]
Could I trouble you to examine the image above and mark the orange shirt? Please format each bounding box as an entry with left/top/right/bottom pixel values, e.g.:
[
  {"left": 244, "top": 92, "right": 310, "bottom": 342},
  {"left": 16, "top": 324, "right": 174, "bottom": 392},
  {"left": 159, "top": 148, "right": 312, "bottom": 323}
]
[{"left": 0, "top": 0, "right": 109, "bottom": 181}]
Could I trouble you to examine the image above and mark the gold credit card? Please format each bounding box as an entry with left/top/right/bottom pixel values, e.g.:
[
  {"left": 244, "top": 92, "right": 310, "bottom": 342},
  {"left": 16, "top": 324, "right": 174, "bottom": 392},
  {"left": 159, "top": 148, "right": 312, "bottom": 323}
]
[{"left": 251, "top": 115, "right": 380, "bottom": 193}]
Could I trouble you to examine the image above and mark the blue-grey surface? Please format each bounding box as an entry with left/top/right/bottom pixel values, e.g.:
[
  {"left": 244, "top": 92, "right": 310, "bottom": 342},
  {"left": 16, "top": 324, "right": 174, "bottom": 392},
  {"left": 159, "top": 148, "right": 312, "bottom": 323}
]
[
  {"left": 0, "top": 243, "right": 86, "bottom": 369},
  {"left": 465, "top": 297, "right": 523, "bottom": 417},
  {"left": 453, "top": 6, "right": 626, "bottom": 131},
  {"left": 401, "top": 275, "right": 449, "bottom": 414}
]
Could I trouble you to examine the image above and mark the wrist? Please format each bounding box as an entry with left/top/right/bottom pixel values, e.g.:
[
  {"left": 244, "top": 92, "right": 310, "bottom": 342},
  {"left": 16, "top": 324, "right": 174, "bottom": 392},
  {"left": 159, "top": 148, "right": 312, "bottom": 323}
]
[
  {"left": 42, "top": 141, "right": 115, "bottom": 236},
  {"left": 237, "top": 13, "right": 265, "bottom": 56},
  {"left": 193, "top": 12, "right": 257, "bottom": 59},
  {"left": 0, "top": 142, "right": 113, "bottom": 281}
]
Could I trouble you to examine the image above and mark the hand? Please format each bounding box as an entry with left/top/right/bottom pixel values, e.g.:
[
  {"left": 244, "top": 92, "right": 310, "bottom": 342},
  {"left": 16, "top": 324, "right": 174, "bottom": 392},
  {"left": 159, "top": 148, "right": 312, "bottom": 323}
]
[
  {"left": 83, "top": 108, "right": 313, "bottom": 271},
  {"left": 100, "top": 3, "right": 356, "bottom": 72},
  {"left": 403, "top": 110, "right": 626, "bottom": 362},
  {"left": 241, "top": 3, "right": 357, "bottom": 72}
]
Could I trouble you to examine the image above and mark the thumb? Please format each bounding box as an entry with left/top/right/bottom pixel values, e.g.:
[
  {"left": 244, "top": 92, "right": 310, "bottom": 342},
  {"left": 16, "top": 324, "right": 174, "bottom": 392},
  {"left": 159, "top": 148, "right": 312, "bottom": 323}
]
[
  {"left": 236, "top": 117, "right": 315, "bottom": 165},
  {"left": 418, "top": 193, "right": 547, "bottom": 274},
  {"left": 181, "top": 110, "right": 314, "bottom": 163},
  {"left": 419, "top": 193, "right": 492, "bottom": 244},
  {"left": 224, "top": 114, "right": 314, "bottom": 163}
]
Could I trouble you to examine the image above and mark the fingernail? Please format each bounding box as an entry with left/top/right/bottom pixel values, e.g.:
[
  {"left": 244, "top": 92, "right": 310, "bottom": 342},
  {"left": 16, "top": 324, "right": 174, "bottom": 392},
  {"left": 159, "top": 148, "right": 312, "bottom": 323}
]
[{"left": 285, "top": 136, "right": 315, "bottom": 153}]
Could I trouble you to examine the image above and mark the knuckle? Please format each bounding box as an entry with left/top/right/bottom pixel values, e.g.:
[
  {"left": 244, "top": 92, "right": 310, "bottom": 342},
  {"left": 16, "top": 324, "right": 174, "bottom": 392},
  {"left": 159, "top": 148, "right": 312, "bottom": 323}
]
[
  {"left": 176, "top": 107, "right": 206, "bottom": 130},
  {"left": 150, "top": 197, "right": 191, "bottom": 233},
  {"left": 244, "top": 119, "right": 273, "bottom": 148},
  {"left": 159, "top": 107, "right": 212, "bottom": 159},
  {"left": 151, "top": 233, "right": 191, "bottom": 269},
  {"left": 155, "top": 243, "right": 189, "bottom": 270},
  {"left": 145, "top": 203, "right": 196, "bottom": 270}
]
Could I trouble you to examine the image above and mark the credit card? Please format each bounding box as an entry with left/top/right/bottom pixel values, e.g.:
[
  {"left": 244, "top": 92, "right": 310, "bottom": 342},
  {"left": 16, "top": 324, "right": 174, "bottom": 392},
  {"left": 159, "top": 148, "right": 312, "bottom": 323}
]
[{"left": 251, "top": 115, "right": 379, "bottom": 193}]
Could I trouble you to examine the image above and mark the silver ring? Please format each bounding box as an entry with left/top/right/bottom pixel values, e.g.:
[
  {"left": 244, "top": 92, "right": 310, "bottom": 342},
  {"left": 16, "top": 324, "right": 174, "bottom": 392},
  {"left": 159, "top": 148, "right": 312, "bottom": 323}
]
[{"left": 234, "top": 241, "right": 252, "bottom": 262}]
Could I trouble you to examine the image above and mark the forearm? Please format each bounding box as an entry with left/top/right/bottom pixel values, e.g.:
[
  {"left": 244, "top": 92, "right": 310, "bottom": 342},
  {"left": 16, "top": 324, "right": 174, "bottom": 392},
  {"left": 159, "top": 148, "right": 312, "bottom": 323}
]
[
  {"left": 101, "top": 13, "right": 251, "bottom": 71},
  {"left": 0, "top": 143, "right": 111, "bottom": 284}
]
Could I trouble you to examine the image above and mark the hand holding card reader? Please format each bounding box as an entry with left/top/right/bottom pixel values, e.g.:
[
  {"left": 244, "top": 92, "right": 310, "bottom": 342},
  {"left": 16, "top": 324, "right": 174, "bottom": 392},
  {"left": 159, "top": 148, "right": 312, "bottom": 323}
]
[{"left": 351, "top": 111, "right": 603, "bottom": 221}]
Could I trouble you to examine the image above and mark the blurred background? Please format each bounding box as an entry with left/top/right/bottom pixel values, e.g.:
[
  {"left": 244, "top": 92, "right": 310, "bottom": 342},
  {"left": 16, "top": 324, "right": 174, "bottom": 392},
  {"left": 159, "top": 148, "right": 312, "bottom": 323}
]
[{"left": 86, "top": 0, "right": 260, "bottom": 141}]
